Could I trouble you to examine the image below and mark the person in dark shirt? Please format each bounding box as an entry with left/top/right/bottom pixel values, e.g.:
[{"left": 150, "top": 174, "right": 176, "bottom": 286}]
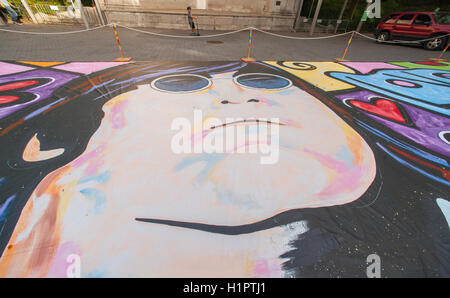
[
  {"left": 0, "top": 0, "right": 21, "bottom": 24},
  {"left": 187, "top": 6, "right": 199, "bottom": 36}
]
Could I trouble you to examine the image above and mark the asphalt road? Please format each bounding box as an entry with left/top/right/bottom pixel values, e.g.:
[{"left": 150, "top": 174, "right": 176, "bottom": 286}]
[{"left": 0, "top": 24, "right": 448, "bottom": 61}]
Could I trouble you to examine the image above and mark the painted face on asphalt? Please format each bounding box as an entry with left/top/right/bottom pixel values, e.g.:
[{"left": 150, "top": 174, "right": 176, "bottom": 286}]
[
  {"left": 4, "top": 69, "right": 376, "bottom": 276},
  {"left": 21, "top": 70, "right": 376, "bottom": 225}
]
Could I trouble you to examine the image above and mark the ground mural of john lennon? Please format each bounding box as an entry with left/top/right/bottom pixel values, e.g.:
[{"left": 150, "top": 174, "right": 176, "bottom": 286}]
[{"left": 0, "top": 60, "right": 449, "bottom": 277}]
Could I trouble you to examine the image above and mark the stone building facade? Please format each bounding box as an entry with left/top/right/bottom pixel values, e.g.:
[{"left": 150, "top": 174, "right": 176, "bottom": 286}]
[{"left": 98, "top": 0, "right": 299, "bottom": 30}]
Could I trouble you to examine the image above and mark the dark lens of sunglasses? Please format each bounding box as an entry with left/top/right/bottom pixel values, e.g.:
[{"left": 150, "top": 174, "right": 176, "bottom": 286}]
[
  {"left": 236, "top": 74, "right": 290, "bottom": 89},
  {"left": 154, "top": 75, "right": 209, "bottom": 92},
  {"left": 153, "top": 75, "right": 210, "bottom": 92}
]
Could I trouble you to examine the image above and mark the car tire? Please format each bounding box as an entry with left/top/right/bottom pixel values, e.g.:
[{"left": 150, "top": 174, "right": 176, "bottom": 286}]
[
  {"left": 376, "top": 31, "right": 390, "bottom": 43},
  {"left": 423, "top": 35, "right": 447, "bottom": 51}
]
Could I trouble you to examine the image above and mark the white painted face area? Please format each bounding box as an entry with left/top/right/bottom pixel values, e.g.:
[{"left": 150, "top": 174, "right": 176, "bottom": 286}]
[{"left": 53, "top": 70, "right": 376, "bottom": 226}]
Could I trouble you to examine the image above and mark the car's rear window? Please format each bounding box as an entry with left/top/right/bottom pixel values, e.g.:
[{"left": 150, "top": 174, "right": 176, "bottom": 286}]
[
  {"left": 433, "top": 12, "right": 450, "bottom": 24},
  {"left": 413, "top": 14, "right": 432, "bottom": 25}
]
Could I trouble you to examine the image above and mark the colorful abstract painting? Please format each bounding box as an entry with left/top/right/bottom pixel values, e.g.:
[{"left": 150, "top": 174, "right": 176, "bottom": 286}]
[{"left": 0, "top": 60, "right": 449, "bottom": 277}]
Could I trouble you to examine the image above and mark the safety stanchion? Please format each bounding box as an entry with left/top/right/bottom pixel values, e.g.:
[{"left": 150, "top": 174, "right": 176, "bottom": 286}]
[
  {"left": 335, "top": 31, "right": 355, "bottom": 62},
  {"left": 112, "top": 24, "right": 132, "bottom": 62},
  {"left": 241, "top": 29, "right": 256, "bottom": 63},
  {"left": 429, "top": 42, "right": 449, "bottom": 62}
]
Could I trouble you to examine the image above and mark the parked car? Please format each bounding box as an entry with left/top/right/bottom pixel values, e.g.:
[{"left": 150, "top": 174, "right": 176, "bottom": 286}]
[{"left": 374, "top": 11, "right": 450, "bottom": 50}]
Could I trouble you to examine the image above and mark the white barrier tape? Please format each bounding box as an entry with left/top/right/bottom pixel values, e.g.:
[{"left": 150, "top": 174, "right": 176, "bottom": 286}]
[
  {"left": 355, "top": 31, "right": 450, "bottom": 44},
  {"left": 115, "top": 24, "right": 251, "bottom": 39},
  {"left": 251, "top": 27, "right": 355, "bottom": 40},
  {"left": 117, "top": 24, "right": 356, "bottom": 40},
  {"left": 0, "top": 24, "right": 110, "bottom": 34}
]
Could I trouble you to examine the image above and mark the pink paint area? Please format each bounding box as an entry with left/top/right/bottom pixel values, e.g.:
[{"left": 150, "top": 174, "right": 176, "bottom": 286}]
[
  {"left": 46, "top": 242, "right": 81, "bottom": 278},
  {"left": 52, "top": 62, "right": 130, "bottom": 75},
  {"left": 303, "top": 148, "right": 350, "bottom": 173},
  {"left": 280, "top": 118, "right": 301, "bottom": 128},
  {"left": 256, "top": 97, "right": 279, "bottom": 107},
  {"left": 340, "top": 62, "right": 404, "bottom": 74},
  {"left": 191, "top": 130, "right": 210, "bottom": 144},
  {"left": 391, "top": 80, "right": 416, "bottom": 87},
  {"left": 72, "top": 144, "right": 106, "bottom": 175},
  {"left": 110, "top": 100, "right": 128, "bottom": 129},
  {"left": 318, "top": 165, "right": 366, "bottom": 196},
  {"left": 0, "top": 62, "right": 34, "bottom": 76},
  {"left": 252, "top": 259, "right": 279, "bottom": 278}
]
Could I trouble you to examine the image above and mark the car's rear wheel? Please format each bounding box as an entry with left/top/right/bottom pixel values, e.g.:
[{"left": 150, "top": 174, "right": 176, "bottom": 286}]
[
  {"left": 376, "top": 31, "right": 390, "bottom": 43},
  {"left": 423, "top": 35, "right": 447, "bottom": 51}
]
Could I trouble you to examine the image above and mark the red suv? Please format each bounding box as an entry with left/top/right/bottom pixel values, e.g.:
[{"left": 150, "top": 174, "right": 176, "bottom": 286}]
[{"left": 374, "top": 12, "right": 450, "bottom": 50}]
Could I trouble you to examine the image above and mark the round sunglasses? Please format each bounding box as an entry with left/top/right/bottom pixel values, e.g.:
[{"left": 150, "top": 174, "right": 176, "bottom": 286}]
[{"left": 150, "top": 73, "right": 292, "bottom": 93}]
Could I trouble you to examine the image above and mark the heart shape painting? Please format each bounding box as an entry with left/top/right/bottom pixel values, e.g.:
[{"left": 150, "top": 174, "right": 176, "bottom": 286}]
[{"left": 349, "top": 98, "right": 406, "bottom": 124}]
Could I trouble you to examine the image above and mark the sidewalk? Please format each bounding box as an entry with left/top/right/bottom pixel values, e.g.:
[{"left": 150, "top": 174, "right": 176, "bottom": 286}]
[{"left": 0, "top": 24, "right": 445, "bottom": 62}]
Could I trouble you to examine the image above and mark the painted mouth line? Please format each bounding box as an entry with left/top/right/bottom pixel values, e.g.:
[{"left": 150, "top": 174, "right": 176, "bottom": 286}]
[
  {"left": 135, "top": 217, "right": 267, "bottom": 235},
  {"left": 210, "top": 119, "right": 285, "bottom": 130}
]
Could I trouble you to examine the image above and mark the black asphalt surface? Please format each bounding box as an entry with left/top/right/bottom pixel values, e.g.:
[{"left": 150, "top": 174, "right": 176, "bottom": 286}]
[{"left": 0, "top": 24, "right": 448, "bottom": 61}]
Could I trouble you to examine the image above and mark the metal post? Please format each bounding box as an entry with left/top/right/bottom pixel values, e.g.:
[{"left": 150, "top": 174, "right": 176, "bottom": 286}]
[
  {"left": 20, "top": 0, "right": 38, "bottom": 24},
  {"left": 335, "top": 31, "right": 355, "bottom": 61},
  {"left": 334, "top": 0, "right": 348, "bottom": 33},
  {"left": 112, "top": 23, "right": 132, "bottom": 62},
  {"left": 240, "top": 28, "right": 256, "bottom": 62},
  {"left": 309, "top": 0, "right": 323, "bottom": 36},
  {"left": 293, "top": 0, "right": 304, "bottom": 31},
  {"left": 93, "top": 0, "right": 105, "bottom": 25},
  {"left": 75, "top": 0, "right": 89, "bottom": 29}
]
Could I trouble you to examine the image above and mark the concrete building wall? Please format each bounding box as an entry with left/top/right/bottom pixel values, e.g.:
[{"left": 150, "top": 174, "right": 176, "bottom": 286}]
[
  {"left": 102, "top": 0, "right": 297, "bottom": 15},
  {"left": 100, "top": 0, "right": 298, "bottom": 30}
]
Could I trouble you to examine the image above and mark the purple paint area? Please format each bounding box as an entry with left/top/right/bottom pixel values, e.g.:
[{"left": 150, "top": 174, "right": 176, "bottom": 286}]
[
  {"left": 340, "top": 62, "right": 405, "bottom": 74},
  {"left": 336, "top": 90, "right": 450, "bottom": 157},
  {"left": 52, "top": 62, "right": 129, "bottom": 75},
  {"left": 0, "top": 62, "right": 34, "bottom": 76},
  {"left": 0, "top": 69, "right": 79, "bottom": 119}
]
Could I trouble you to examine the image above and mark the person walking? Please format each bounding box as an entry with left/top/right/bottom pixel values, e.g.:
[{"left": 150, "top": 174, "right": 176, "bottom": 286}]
[
  {"left": 0, "top": 0, "right": 21, "bottom": 24},
  {"left": 187, "top": 6, "right": 199, "bottom": 36}
]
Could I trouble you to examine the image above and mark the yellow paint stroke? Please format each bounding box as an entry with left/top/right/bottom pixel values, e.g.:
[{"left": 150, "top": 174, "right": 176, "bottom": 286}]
[
  {"left": 23, "top": 133, "right": 65, "bottom": 162},
  {"left": 264, "top": 61, "right": 355, "bottom": 91},
  {"left": 18, "top": 61, "right": 65, "bottom": 67}
]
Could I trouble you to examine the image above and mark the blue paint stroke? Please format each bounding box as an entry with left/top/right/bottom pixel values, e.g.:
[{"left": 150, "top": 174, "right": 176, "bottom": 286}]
[
  {"left": 80, "top": 188, "right": 107, "bottom": 214},
  {"left": 0, "top": 195, "right": 16, "bottom": 221},
  {"left": 175, "top": 154, "right": 226, "bottom": 183},
  {"left": 24, "top": 97, "right": 67, "bottom": 120},
  {"left": 78, "top": 171, "right": 111, "bottom": 185},
  {"left": 85, "top": 79, "right": 115, "bottom": 95},
  {"left": 376, "top": 143, "right": 450, "bottom": 186},
  {"left": 336, "top": 145, "right": 354, "bottom": 166},
  {"left": 86, "top": 269, "right": 108, "bottom": 278},
  {"left": 436, "top": 198, "right": 450, "bottom": 229},
  {"left": 217, "top": 190, "right": 261, "bottom": 210}
]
